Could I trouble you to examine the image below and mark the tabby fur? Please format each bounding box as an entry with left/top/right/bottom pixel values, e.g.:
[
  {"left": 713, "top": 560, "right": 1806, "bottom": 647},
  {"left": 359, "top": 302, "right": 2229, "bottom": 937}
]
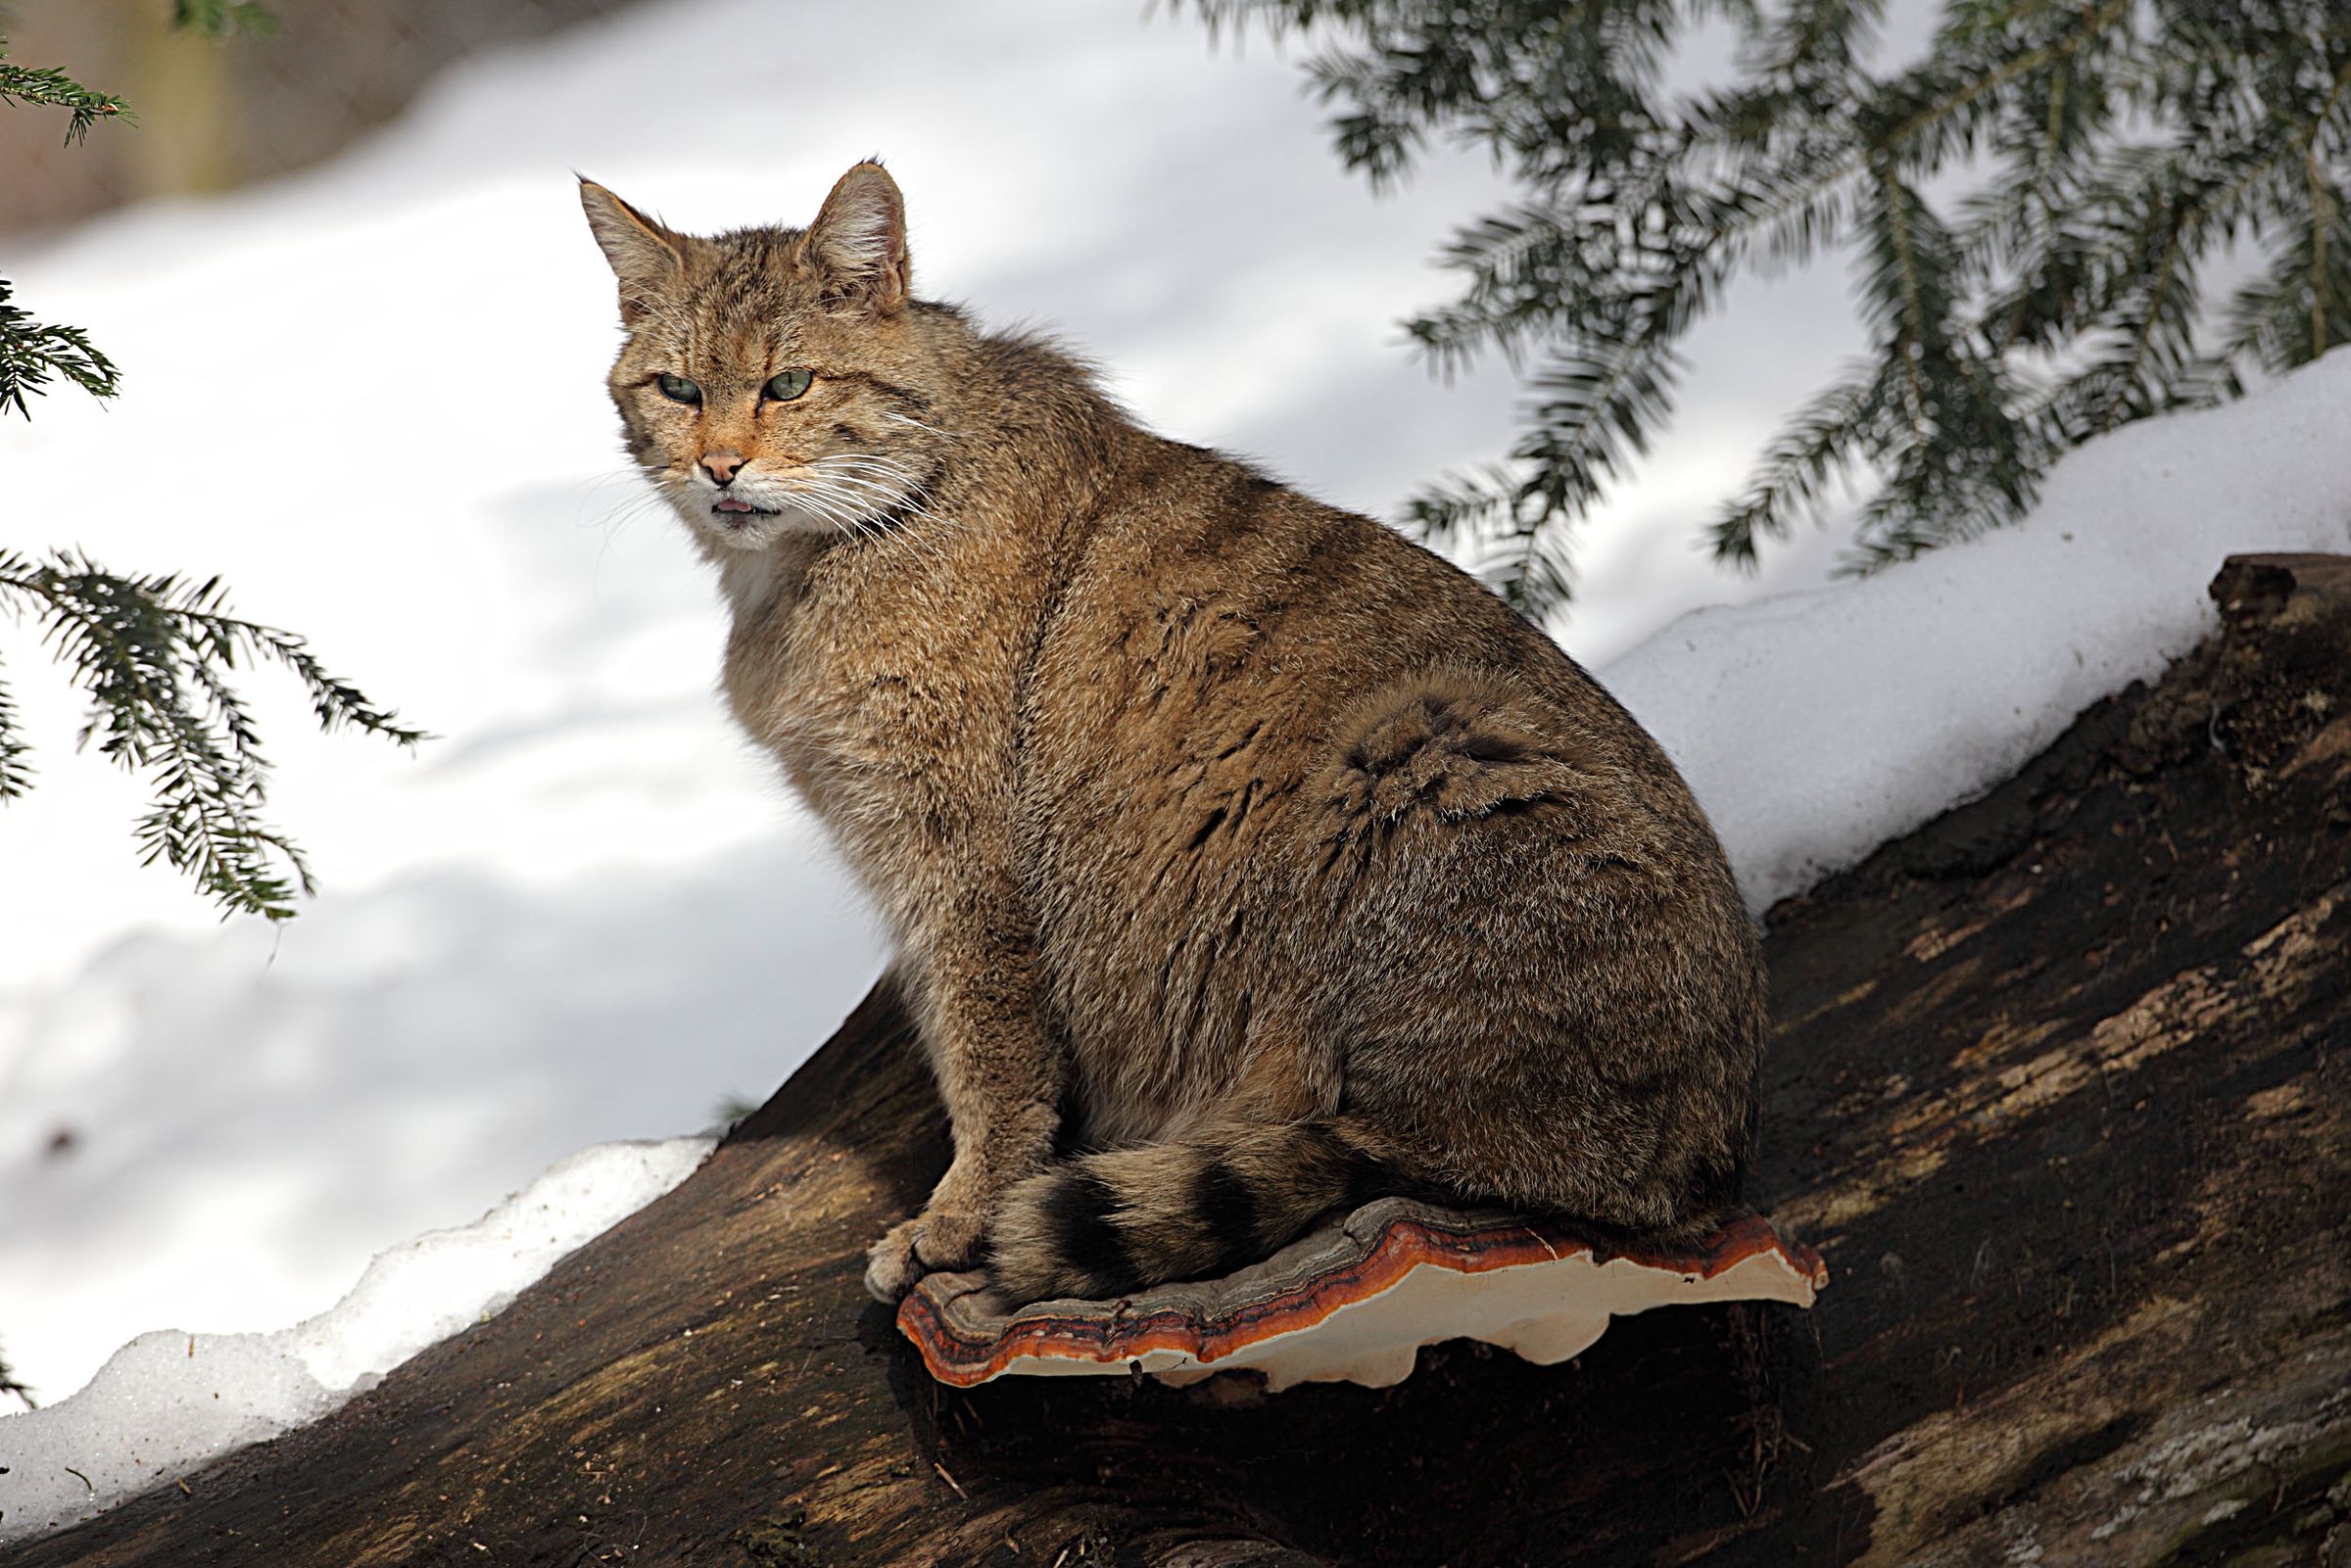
[{"left": 580, "top": 163, "right": 1766, "bottom": 1306}]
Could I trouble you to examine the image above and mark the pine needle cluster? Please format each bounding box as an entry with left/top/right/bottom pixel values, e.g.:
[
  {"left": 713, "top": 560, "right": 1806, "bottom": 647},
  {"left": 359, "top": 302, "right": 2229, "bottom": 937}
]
[
  {"left": 1184, "top": 0, "right": 2351, "bottom": 613},
  {"left": 0, "top": 52, "right": 127, "bottom": 143},
  {"left": 0, "top": 278, "right": 119, "bottom": 416},
  {"left": 0, "top": 551, "right": 426, "bottom": 920}
]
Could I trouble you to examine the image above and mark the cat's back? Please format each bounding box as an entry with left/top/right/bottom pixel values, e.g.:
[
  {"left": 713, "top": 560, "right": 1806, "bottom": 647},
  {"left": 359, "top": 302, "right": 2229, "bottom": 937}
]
[{"left": 1021, "top": 432, "right": 1708, "bottom": 844}]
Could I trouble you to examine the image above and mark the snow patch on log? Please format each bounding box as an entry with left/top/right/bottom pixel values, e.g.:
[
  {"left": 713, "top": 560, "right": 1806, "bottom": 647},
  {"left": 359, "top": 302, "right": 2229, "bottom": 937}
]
[
  {"left": 0, "top": 1135, "right": 712, "bottom": 1544},
  {"left": 1606, "top": 348, "right": 2351, "bottom": 913}
]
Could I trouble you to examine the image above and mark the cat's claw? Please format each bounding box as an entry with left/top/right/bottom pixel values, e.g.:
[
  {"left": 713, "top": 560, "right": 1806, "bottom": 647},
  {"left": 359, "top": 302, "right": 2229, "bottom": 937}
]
[{"left": 861, "top": 1209, "right": 987, "bottom": 1304}]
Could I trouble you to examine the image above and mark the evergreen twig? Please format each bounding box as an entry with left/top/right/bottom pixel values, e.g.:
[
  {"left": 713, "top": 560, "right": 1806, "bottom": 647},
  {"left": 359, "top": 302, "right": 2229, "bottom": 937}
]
[
  {"left": 0, "top": 549, "right": 426, "bottom": 922},
  {"left": 0, "top": 59, "right": 127, "bottom": 144},
  {"left": 0, "top": 277, "right": 121, "bottom": 415}
]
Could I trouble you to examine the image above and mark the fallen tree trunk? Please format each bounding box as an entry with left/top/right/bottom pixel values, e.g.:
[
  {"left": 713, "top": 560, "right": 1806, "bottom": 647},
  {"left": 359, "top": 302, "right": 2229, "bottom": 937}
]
[{"left": 16, "top": 555, "right": 2350, "bottom": 1567}]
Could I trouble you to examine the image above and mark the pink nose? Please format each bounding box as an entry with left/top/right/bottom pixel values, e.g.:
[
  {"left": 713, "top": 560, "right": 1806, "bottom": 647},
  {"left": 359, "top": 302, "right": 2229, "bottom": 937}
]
[{"left": 700, "top": 450, "right": 744, "bottom": 485}]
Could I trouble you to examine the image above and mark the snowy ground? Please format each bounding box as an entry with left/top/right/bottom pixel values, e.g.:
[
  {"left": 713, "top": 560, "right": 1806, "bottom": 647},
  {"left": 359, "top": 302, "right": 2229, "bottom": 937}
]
[
  {"left": 0, "top": 1134, "right": 711, "bottom": 1544},
  {"left": 4, "top": 0, "right": 2348, "bottom": 1547}
]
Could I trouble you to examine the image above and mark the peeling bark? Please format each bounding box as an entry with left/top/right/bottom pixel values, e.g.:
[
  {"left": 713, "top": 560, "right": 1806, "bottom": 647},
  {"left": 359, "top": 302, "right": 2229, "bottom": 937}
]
[{"left": 15, "top": 555, "right": 2350, "bottom": 1567}]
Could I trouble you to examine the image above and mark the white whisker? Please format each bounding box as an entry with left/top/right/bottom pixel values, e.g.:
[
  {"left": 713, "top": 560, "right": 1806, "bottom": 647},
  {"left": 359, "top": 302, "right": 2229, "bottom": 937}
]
[
  {"left": 884, "top": 411, "right": 963, "bottom": 438},
  {"left": 791, "top": 487, "right": 870, "bottom": 537},
  {"left": 794, "top": 486, "right": 903, "bottom": 553},
  {"left": 795, "top": 475, "right": 955, "bottom": 565},
  {"left": 810, "top": 456, "right": 927, "bottom": 486}
]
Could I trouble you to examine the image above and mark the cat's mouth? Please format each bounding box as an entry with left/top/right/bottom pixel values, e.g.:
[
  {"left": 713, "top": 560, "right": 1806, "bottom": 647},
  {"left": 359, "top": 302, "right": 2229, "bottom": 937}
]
[{"left": 712, "top": 498, "right": 780, "bottom": 520}]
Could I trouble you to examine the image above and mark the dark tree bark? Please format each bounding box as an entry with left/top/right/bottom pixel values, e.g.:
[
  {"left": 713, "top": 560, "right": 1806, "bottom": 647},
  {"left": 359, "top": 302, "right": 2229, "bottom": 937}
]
[{"left": 14, "top": 555, "right": 2350, "bottom": 1568}]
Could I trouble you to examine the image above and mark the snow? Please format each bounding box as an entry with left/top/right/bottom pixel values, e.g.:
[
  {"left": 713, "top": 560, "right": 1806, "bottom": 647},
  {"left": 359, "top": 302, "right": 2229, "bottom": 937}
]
[
  {"left": 0, "top": 1135, "right": 710, "bottom": 1543},
  {"left": 1610, "top": 352, "right": 2351, "bottom": 910},
  {"left": 2, "top": 0, "right": 2348, "bottom": 1547}
]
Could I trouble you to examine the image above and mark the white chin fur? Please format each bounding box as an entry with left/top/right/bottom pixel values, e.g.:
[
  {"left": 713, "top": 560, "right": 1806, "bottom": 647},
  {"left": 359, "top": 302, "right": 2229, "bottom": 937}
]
[{"left": 677, "top": 498, "right": 824, "bottom": 550}]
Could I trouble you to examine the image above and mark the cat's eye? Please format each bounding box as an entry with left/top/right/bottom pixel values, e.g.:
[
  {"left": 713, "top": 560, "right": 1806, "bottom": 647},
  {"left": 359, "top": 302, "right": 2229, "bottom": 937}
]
[
  {"left": 656, "top": 373, "right": 701, "bottom": 404},
  {"left": 763, "top": 369, "right": 814, "bottom": 403}
]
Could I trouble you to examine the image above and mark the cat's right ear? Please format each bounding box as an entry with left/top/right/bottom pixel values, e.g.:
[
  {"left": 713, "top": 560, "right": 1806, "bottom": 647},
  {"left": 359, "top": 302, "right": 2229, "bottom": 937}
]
[
  {"left": 579, "top": 179, "right": 683, "bottom": 326},
  {"left": 802, "top": 162, "right": 911, "bottom": 315}
]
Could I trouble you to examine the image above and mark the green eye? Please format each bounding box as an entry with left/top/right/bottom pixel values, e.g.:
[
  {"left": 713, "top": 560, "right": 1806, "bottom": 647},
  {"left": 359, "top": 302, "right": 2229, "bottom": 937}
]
[
  {"left": 763, "top": 368, "right": 814, "bottom": 402},
  {"left": 656, "top": 373, "right": 701, "bottom": 404}
]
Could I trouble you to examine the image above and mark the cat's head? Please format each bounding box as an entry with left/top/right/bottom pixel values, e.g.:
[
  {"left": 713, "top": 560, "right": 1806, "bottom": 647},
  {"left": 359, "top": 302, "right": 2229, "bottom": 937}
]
[{"left": 580, "top": 162, "right": 952, "bottom": 553}]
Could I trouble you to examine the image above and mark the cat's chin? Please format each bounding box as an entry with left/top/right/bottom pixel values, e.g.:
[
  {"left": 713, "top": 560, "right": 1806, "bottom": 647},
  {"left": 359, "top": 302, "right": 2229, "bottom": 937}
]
[{"left": 686, "top": 503, "right": 823, "bottom": 551}]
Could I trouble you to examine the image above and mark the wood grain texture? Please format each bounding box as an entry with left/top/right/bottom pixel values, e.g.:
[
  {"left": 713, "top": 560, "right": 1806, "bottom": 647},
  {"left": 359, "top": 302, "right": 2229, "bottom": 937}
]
[{"left": 14, "top": 554, "right": 2348, "bottom": 1567}]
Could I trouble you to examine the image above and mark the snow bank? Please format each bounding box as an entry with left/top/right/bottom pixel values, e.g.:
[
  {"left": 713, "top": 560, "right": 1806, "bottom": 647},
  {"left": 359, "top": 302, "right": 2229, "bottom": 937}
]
[
  {"left": 1607, "top": 349, "right": 2351, "bottom": 912},
  {"left": 0, "top": 1135, "right": 711, "bottom": 1544}
]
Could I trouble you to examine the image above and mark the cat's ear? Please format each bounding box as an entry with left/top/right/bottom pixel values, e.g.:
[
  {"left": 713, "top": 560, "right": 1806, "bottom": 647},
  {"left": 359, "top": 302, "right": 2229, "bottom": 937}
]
[
  {"left": 579, "top": 178, "right": 684, "bottom": 325},
  {"left": 802, "top": 162, "right": 911, "bottom": 314}
]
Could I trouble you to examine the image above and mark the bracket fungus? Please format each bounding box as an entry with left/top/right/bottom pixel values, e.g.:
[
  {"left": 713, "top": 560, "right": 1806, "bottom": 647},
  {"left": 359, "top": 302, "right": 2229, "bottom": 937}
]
[{"left": 899, "top": 1196, "right": 1827, "bottom": 1392}]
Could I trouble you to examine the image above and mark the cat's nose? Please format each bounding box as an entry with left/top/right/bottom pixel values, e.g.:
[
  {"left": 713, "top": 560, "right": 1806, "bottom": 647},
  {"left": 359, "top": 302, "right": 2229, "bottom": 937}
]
[{"left": 700, "top": 450, "right": 745, "bottom": 487}]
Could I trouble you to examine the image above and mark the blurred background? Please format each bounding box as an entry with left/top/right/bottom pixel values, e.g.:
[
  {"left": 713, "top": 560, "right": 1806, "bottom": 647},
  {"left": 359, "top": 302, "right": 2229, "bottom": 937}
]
[{"left": 1, "top": 0, "right": 629, "bottom": 232}]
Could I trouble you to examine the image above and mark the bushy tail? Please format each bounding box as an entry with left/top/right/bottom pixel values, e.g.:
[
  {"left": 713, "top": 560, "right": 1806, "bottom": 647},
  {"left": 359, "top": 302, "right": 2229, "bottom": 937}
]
[{"left": 985, "top": 1117, "right": 1390, "bottom": 1305}]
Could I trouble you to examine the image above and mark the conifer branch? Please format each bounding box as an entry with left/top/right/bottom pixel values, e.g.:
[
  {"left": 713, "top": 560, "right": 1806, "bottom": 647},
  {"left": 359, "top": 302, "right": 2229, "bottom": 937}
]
[
  {"left": 0, "top": 278, "right": 121, "bottom": 415},
  {"left": 0, "top": 59, "right": 127, "bottom": 145},
  {"left": 1875, "top": 0, "right": 2128, "bottom": 161},
  {"left": 1, "top": 0, "right": 421, "bottom": 916},
  {"left": 1182, "top": 0, "right": 2351, "bottom": 611},
  {"left": 2299, "top": 57, "right": 2351, "bottom": 357},
  {"left": 0, "top": 649, "right": 32, "bottom": 801},
  {"left": 1874, "top": 169, "right": 1933, "bottom": 440},
  {"left": 0, "top": 550, "right": 425, "bottom": 921},
  {"left": 1709, "top": 367, "right": 1880, "bottom": 565}
]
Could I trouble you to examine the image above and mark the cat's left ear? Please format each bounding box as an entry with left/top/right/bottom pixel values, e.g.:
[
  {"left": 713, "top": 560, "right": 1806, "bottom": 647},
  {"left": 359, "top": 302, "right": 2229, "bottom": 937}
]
[
  {"left": 803, "top": 162, "right": 911, "bottom": 314},
  {"left": 579, "top": 178, "right": 685, "bottom": 325}
]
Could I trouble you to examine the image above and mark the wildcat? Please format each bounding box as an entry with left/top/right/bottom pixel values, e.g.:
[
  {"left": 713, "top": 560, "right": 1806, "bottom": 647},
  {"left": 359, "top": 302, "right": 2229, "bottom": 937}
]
[{"left": 581, "top": 162, "right": 1766, "bottom": 1307}]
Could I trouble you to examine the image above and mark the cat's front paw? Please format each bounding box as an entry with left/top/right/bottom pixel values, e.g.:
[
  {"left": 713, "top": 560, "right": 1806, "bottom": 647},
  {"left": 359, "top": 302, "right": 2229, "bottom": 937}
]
[
  {"left": 861, "top": 1208, "right": 987, "bottom": 1304},
  {"left": 862, "top": 1219, "right": 926, "bottom": 1303}
]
